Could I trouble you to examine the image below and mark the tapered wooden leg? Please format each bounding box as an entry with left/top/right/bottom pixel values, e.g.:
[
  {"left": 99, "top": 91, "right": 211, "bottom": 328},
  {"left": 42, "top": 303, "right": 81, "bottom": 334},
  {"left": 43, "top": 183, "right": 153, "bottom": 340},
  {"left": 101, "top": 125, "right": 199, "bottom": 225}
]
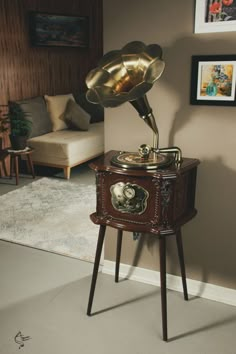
[
  {"left": 64, "top": 166, "right": 71, "bottom": 179},
  {"left": 2, "top": 157, "right": 8, "bottom": 176},
  {"left": 176, "top": 229, "right": 188, "bottom": 300},
  {"left": 115, "top": 229, "right": 123, "bottom": 283},
  {"left": 87, "top": 225, "right": 106, "bottom": 316},
  {"left": 10, "top": 155, "right": 19, "bottom": 184},
  {"left": 13, "top": 156, "right": 19, "bottom": 185},
  {"left": 26, "top": 154, "right": 35, "bottom": 179},
  {"left": 159, "top": 236, "right": 168, "bottom": 341},
  {"left": 10, "top": 155, "right": 13, "bottom": 179}
]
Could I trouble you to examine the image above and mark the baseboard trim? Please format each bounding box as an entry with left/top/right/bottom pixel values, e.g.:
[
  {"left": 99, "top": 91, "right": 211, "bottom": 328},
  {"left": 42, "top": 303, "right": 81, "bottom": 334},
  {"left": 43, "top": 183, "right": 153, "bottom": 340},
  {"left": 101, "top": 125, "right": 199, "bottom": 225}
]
[{"left": 102, "top": 260, "right": 236, "bottom": 307}]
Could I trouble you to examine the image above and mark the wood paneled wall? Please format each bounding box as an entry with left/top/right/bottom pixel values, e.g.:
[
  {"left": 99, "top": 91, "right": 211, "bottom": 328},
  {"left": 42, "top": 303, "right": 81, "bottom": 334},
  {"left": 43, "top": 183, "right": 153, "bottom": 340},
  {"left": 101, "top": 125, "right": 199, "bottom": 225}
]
[{"left": 0, "top": 0, "right": 103, "bottom": 104}]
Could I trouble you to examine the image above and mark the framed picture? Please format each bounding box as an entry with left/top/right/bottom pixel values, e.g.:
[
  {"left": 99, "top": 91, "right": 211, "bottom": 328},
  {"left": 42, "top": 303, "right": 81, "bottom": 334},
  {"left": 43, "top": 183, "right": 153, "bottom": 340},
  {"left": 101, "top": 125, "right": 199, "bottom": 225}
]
[
  {"left": 194, "top": 0, "right": 236, "bottom": 33},
  {"left": 29, "top": 12, "right": 89, "bottom": 48},
  {"left": 190, "top": 55, "right": 236, "bottom": 106}
]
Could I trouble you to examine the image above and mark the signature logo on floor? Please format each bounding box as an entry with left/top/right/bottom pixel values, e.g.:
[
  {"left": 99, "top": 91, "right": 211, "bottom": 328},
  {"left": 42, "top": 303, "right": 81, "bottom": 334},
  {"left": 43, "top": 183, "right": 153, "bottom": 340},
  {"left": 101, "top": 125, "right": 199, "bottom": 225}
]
[{"left": 14, "top": 331, "right": 31, "bottom": 349}]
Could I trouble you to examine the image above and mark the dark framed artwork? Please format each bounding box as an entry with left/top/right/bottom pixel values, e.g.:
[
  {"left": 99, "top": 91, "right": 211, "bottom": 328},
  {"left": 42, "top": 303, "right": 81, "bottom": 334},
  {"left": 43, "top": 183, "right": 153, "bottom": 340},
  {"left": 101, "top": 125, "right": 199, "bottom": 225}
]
[
  {"left": 194, "top": 0, "right": 236, "bottom": 33},
  {"left": 190, "top": 55, "right": 236, "bottom": 106},
  {"left": 29, "top": 12, "right": 89, "bottom": 48}
]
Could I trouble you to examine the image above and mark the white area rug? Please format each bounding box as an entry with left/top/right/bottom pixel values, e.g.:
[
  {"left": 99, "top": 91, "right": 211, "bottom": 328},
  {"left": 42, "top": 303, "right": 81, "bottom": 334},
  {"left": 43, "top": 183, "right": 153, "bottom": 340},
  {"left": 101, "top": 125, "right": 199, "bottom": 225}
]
[{"left": 0, "top": 178, "right": 100, "bottom": 263}]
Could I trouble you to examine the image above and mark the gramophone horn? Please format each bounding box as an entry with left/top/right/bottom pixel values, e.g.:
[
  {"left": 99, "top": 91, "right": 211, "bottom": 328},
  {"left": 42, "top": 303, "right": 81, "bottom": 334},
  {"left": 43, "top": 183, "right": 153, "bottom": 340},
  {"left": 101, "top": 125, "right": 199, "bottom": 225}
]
[
  {"left": 86, "top": 41, "right": 165, "bottom": 149},
  {"left": 85, "top": 41, "right": 182, "bottom": 169}
]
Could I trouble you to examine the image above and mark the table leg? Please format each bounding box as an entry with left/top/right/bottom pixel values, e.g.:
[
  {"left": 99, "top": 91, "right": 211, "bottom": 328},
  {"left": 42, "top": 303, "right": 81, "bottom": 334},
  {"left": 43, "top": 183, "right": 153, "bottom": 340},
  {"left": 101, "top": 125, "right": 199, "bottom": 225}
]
[
  {"left": 27, "top": 154, "right": 35, "bottom": 179},
  {"left": 115, "top": 229, "right": 123, "bottom": 283},
  {"left": 10, "top": 155, "right": 13, "bottom": 179},
  {"left": 10, "top": 156, "right": 19, "bottom": 185},
  {"left": 15, "top": 156, "right": 19, "bottom": 185},
  {"left": 2, "top": 156, "right": 8, "bottom": 177},
  {"left": 87, "top": 225, "right": 106, "bottom": 316},
  {"left": 159, "top": 236, "right": 168, "bottom": 341},
  {"left": 176, "top": 229, "right": 188, "bottom": 301},
  {"left": 10, "top": 155, "right": 19, "bottom": 184}
]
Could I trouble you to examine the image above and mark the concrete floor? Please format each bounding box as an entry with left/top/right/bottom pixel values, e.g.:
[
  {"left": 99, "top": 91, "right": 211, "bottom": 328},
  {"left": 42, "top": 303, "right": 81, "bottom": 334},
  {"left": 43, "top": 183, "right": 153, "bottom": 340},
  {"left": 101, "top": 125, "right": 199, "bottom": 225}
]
[
  {"left": 1, "top": 240, "right": 236, "bottom": 354},
  {"left": 0, "top": 163, "right": 236, "bottom": 353}
]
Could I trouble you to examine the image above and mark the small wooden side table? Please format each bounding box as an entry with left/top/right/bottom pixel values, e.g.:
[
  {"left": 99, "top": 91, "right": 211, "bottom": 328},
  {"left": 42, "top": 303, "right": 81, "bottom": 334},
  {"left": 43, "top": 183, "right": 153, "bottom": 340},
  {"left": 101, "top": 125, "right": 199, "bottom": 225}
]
[
  {"left": 8, "top": 147, "right": 35, "bottom": 185},
  {"left": 87, "top": 150, "right": 200, "bottom": 341}
]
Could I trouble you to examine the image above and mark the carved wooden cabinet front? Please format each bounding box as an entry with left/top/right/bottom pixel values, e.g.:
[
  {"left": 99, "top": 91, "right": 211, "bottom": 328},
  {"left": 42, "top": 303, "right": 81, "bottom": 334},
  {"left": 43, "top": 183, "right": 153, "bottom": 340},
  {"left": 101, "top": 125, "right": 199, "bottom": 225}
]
[{"left": 90, "top": 151, "right": 199, "bottom": 236}]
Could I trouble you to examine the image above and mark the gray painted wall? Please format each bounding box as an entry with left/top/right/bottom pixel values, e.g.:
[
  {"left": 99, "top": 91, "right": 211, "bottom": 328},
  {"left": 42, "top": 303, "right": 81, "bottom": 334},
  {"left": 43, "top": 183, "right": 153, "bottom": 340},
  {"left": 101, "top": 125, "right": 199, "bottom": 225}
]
[{"left": 103, "top": 0, "right": 236, "bottom": 290}]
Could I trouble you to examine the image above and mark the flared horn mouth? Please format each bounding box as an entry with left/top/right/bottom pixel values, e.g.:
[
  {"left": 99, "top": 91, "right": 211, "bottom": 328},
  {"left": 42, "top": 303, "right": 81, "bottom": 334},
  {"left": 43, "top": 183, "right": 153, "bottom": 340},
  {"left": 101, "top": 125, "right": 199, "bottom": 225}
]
[{"left": 85, "top": 41, "right": 165, "bottom": 108}]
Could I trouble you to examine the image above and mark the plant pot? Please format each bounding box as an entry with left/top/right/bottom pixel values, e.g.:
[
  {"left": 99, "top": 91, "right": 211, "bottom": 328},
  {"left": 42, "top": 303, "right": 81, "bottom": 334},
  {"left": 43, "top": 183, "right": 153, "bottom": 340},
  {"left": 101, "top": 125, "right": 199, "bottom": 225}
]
[{"left": 9, "top": 135, "right": 28, "bottom": 150}]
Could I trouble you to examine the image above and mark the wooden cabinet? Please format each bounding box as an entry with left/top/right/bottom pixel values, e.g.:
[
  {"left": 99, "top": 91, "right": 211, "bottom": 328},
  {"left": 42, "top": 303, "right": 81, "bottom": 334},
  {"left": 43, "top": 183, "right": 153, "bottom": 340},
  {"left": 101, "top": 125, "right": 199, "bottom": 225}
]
[
  {"left": 89, "top": 150, "right": 200, "bottom": 235},
  {"left": 87, "top": 150, "right": 200, "bottom": 341}
]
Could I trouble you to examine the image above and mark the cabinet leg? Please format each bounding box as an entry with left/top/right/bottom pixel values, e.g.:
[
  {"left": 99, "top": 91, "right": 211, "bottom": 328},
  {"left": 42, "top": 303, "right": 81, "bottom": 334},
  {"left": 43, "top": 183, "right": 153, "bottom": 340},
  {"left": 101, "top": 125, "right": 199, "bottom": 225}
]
[
  {"left": 87, "top": 225, "right": 106, "bottom": 316},
  {"left": 159, "top": 236, "right": 168, "bottom": 342},
  {"left": 115, "top": 229, "right": 123, "bottom": 283},
  {"left": 176, "top": 229, "right": 188, "bottom": 300}
]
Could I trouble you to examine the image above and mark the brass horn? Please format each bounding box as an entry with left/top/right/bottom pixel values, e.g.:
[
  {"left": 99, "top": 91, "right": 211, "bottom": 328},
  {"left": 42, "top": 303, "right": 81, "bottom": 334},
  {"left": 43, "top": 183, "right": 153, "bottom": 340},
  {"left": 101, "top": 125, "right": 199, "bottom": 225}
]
[{"left": 86, "top": 41, "right": 182, "bottom": 169}]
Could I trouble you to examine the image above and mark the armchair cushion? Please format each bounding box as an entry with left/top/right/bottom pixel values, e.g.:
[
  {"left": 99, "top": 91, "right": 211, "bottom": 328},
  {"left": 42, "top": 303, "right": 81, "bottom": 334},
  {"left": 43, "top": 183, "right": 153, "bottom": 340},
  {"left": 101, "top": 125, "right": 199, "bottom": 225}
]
[
  {"left": 63, "top": 99, "right": 91, "bottom": 131},
  {"left": 9, "top": 96, "right": 52, "bottom": 139},
  {"left": 44, "top": 93, "right": 75, "bottom": 132}
]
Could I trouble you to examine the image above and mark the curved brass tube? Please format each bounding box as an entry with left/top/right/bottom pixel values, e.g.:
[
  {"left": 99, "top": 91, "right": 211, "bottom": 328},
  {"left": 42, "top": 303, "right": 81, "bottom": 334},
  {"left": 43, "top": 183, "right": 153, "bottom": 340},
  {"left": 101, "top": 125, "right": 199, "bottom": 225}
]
[{"left": 154, "top": 146, "right": 182, "bottom": 165}]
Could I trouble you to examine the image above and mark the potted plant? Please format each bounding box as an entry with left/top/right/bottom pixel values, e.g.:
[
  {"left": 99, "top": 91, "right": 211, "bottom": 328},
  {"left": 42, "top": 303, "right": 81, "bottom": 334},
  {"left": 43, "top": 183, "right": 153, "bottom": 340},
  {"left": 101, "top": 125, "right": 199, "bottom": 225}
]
[{"left": 8, "top": 102, "right": 32, "bottom": 150}]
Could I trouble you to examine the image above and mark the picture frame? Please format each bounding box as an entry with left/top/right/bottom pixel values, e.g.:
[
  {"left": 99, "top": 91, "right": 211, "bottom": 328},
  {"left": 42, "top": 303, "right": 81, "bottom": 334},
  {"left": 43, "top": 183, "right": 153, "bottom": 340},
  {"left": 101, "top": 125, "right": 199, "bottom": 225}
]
[
  {"left": 194, "top": 0, "right": 236, "bottom": 33},
  {"left": 190, "top": 55, "right": 236, "bottom": 106},
  {"left": 29, "top": 12, "right": 89, "bottom": 48}
]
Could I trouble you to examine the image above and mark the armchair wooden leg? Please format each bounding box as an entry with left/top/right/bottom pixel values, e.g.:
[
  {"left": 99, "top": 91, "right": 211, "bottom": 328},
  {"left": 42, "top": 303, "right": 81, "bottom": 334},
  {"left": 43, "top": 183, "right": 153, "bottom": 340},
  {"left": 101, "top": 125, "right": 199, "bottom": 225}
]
[{"left": 64, "top": 166, "right": 71, "bottom": 179}]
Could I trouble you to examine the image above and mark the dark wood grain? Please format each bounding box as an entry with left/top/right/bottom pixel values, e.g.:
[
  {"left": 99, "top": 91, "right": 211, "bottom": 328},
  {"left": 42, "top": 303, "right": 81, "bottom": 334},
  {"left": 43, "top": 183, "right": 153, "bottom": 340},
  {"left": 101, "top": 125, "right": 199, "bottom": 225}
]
[
  {"left": 0, "top": 0, "right": 103, "bottom": 104},
  {"left": 89, "top": 151, "right": 200, "bottom": 235}
]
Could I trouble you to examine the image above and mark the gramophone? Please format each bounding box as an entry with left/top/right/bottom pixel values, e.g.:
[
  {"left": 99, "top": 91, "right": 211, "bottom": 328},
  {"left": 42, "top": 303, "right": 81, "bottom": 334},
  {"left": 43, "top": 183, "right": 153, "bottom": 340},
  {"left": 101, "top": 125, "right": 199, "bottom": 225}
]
[
  {"left": 86, "top": 41, "right": 182, "bottom": 169},
  {"left": 85, "top": 43, "right": 200, "bottom": 343}
]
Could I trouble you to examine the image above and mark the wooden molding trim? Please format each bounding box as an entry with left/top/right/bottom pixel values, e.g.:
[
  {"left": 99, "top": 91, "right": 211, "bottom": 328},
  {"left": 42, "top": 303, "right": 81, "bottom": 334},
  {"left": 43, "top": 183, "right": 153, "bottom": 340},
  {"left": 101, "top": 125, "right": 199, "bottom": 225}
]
[{"left": 102, "top": 260, "right": 236, "bottom": 307}]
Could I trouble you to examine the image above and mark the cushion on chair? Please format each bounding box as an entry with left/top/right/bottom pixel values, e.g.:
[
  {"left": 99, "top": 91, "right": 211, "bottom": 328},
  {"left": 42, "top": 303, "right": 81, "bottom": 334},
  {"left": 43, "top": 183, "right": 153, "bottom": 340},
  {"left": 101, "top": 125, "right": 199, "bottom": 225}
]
[
  {"left": 28, "top": 121, "right": 104, "bottom": 166},
  {"left": 8, "top": 96, "right": 52, "bottom": 139},
  {"left": 63, "top": 99, "right": 91, "bottom": 131},
  {"left": 44, "top": 93, "right": 75, "bottom": 132}
]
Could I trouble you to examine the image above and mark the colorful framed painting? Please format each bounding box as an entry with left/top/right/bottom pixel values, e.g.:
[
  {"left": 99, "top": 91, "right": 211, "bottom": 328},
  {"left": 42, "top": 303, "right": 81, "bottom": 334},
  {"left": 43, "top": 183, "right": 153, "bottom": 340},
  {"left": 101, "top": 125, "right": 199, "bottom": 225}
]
[
  {"left": 194, "top": 0, "right": 236, "bottom": 33},
  {"left": 29, "top": 12, "right": 89, "bottom": 48},
  {"left": 190, "top": 55, "right": 236, "bottom": 106}
]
